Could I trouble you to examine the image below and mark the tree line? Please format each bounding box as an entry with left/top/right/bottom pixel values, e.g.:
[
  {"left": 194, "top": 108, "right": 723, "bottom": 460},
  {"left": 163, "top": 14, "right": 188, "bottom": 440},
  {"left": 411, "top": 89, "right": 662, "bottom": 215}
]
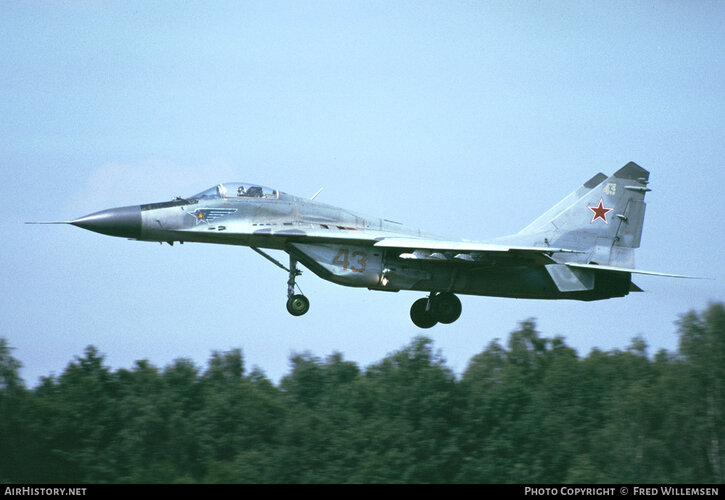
[{"left": 1, "top": 303, "right": 723, "bottom": 483}]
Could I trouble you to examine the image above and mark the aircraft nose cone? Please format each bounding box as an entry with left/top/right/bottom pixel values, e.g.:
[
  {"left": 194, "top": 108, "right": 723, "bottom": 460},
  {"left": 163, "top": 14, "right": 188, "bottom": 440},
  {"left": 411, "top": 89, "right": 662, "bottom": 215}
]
[{"left": 71, "top": 205, "right": 142, "bottom": 239}]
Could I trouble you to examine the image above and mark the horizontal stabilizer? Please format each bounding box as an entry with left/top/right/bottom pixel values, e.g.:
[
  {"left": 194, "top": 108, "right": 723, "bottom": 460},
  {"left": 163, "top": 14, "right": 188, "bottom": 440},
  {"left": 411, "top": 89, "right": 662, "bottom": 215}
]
[{"left": 565, "top": 262, "right": 706, "bottom": 279}]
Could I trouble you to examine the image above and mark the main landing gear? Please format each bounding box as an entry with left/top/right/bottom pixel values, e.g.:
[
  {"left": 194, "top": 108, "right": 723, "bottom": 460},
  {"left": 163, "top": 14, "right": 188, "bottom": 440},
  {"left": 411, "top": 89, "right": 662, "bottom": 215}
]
[{"left": 410, "top": 292, "right": 462, "bottom": 328}]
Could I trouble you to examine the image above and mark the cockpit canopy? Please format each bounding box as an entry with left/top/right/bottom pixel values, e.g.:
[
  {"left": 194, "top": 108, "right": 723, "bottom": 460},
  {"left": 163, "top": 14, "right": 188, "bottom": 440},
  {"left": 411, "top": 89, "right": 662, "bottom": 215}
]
[{"left": 191, "top": 183, "right": 279, "bottom": 201}]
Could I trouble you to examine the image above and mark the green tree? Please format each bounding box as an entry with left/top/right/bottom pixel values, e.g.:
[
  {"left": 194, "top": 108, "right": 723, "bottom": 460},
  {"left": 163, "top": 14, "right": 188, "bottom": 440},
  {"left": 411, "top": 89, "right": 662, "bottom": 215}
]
[
  {"left": 458, "top": 321, "right": 560, "bottom": 482},
  {"left": 676, "top": 303, "right": 725, "bottom": 482},
  {"left": 0, "top": 338, "right": 27, "bottom": 482},
  {"left": 198, "top": 349, "right": 285, "bottom": 482},
  {"left": 21, "top": 346, "right": 117, "bottom": 482},
  {"left": 353, "top": 336, "right": 463, "bottom": 483}
]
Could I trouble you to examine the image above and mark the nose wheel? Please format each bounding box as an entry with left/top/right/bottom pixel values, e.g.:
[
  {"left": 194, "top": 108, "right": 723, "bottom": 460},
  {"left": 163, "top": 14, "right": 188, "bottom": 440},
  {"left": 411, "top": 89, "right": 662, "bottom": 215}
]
[
  {"left": 410, "top": 292, "right": 461, "bottom": 328},
  {"left": 286, "top": 294, "right": 310, "bottom": 316}
]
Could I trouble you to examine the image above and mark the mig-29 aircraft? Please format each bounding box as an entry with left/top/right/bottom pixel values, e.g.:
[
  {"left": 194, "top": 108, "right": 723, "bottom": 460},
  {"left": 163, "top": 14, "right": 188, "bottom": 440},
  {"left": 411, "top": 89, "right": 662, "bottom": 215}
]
[{"left": 29, "top": 162, "right": 694, "bottom": 328}]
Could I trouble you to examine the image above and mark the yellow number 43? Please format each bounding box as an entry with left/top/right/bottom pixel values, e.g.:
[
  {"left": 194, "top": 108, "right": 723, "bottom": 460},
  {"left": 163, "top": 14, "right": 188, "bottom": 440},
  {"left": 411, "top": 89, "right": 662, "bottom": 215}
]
[{"left": 333, "top": 248, "right": 367, "bottom": 273}]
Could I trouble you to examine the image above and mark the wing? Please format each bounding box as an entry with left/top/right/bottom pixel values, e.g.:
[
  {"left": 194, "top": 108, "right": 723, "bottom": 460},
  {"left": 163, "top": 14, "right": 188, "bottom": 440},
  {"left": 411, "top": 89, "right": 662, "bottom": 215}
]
[{"left": 373, "top": 237, "right": 584, "bottom": 266}]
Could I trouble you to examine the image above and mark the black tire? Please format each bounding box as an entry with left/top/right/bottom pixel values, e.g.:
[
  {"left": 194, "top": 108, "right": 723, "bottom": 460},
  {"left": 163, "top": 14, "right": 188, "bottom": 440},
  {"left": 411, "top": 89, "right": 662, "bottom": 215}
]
[
  {"left": 431, "top": 292, "right": 462, "bottom": 324},
  {"left": 286, "top": 294, "right": 310, "bottom": 316},
  {"left": 410, "top": 298, "right": 437, "bottom": 329}
]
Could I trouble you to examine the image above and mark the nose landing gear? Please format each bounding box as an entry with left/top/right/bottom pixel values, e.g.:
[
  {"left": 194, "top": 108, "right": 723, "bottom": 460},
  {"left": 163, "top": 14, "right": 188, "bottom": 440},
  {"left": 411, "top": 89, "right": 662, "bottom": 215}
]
[
  {"left": 251, "top": 247, "right": 310, "bottom": 317},
  {"left": 410, "top": 292, "right": 462, "bottom": 328},
  {"left": 286, "top": 257, "right": 310, "bottom": 316}
]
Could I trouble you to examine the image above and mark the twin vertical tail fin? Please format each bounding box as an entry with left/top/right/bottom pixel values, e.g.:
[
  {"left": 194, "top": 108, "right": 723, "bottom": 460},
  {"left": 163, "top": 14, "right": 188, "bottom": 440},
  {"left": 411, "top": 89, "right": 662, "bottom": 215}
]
[{"left": 519, "top": 162, "right": 651, "bottom": 268}]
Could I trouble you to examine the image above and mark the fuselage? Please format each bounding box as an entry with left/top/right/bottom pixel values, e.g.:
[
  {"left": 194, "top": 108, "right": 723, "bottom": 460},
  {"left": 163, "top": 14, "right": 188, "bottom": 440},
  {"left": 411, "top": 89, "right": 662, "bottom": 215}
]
[{"left": 37, "top": 162, "right": 680, "bottom": 328}]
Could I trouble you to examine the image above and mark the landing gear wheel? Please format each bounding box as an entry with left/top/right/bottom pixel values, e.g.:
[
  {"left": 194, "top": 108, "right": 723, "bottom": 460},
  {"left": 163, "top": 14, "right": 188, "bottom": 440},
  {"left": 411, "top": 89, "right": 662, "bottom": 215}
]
[
  {"left": 410, "top": 298, "right": 438, "bottom": 329},
  {"left": 431, "top": 292, "right": 462, "bottom": 324},
  {"left": 286, "top": 294, "right": 310, "bottom": 316}
]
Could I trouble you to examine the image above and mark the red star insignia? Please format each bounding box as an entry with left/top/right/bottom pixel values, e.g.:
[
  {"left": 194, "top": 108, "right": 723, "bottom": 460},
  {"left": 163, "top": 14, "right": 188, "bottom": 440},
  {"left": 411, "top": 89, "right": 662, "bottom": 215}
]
[{"left": 588, "top": 198, "right": 613, "bottom": 224}]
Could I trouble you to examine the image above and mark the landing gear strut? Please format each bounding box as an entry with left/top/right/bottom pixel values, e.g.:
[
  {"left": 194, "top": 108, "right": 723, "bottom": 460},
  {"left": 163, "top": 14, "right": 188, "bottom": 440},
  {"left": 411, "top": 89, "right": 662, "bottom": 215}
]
[{"left": 410, "top": 292, "right": 461, "bottom": 328}]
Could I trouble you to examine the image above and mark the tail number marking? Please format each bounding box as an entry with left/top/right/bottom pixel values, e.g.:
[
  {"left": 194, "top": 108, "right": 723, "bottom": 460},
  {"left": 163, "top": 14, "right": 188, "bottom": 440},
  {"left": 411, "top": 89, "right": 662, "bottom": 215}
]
[{"left": 333, "top": 249, "right": 368, "bottom": 273}]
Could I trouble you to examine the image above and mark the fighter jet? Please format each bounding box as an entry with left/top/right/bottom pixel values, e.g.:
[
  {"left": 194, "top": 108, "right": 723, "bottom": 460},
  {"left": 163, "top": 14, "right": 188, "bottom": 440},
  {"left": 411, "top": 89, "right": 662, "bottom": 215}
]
[{"left": 29, "top": 162, "right": 695, "bottom": 328}]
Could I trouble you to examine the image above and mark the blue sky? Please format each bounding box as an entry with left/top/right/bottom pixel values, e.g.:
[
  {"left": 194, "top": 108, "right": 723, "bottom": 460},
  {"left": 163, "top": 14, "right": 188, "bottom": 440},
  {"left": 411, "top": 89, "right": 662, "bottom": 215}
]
[{"left": 2, "top": 1, "right": 723, "bottom": 385}]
